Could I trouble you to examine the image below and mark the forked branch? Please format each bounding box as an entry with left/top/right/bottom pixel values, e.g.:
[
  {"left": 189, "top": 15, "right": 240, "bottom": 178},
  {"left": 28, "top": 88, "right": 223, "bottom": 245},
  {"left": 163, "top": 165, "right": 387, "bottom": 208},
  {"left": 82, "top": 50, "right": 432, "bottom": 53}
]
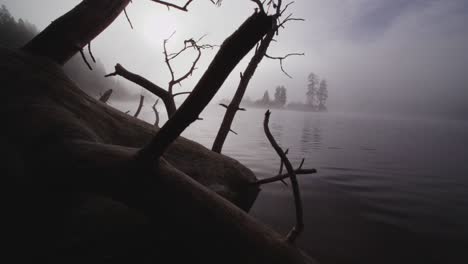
[
  {"left": 138, "top": 11, "right": 274, "bottom": 161},
  {"left": 164, "top": 34, "right": 215, "bottom": 93},
  {"left": 105, "top": 63, "right": 176, "bottom": 117},
  {"left": 263, "top": 110, "right": 304, "bottom": 244},
  {"left": 265, "top": 52, "right": 304, "bottom": 78},
  {"left": 150, "top": 0, "right": 222, "bottom": 11}
]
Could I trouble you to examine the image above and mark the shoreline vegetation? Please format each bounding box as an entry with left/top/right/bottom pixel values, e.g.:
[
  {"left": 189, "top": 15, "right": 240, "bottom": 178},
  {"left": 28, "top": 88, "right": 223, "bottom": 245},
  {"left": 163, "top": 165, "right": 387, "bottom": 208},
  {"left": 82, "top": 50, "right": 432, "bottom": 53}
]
[
  {"left": 3, "top": 2, "right": 318, "bottom": 264},
  {"left": 220, "top": 71, "right": 330, "bottom": 113}
]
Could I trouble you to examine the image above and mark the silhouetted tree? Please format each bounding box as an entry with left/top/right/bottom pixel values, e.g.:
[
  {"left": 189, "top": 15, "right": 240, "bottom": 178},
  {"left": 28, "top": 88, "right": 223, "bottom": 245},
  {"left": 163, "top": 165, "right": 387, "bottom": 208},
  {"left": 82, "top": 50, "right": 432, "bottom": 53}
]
[
  {"left": 307, "top": 72, "right": 318, "bottom": 108},
  {"left": 260, "top": 90, "right": 271, "bottom": 106},
  {"left": 274, "top": 85, "right": 287, "bottom": 107},
  {"left": 6, "top": 1, "right": 315, "bottom": 261},
  {"left": 317, "top": 79, "right": 328, "bottom": 111},
  {"left": 211, "top": 1, "right": 303, "bottom": 153}
]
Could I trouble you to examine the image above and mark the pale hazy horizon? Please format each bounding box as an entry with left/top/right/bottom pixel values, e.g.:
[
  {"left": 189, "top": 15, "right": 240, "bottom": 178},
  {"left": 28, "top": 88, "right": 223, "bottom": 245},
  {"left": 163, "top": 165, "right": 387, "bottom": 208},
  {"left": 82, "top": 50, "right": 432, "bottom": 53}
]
[{"left": 2, "top": 0, "right": 468, "bottom": 120}]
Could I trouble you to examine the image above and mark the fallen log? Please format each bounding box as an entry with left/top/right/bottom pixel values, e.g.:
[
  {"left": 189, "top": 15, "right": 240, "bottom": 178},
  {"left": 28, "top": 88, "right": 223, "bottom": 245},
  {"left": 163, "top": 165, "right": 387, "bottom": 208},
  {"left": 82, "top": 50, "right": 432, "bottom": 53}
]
[{"left": 1, "top": 47, "right": 318, "bottom": 263}]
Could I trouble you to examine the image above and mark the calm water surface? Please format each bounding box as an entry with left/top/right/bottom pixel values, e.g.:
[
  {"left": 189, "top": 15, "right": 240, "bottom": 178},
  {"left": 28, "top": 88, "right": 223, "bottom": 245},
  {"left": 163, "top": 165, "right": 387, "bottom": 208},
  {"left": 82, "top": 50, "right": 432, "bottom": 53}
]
[{"left": 139, "top": 104, "right": 468, "bottom": 264}]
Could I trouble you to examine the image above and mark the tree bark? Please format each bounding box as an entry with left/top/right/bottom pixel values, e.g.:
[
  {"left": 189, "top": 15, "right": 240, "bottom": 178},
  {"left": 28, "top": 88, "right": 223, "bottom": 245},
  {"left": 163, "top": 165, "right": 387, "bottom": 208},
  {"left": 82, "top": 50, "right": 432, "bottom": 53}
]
[
  {"left": 22, "top": 0, "right": 131, "bottom": 65},
  {"left": 139, "top": 11, "right": 275, "bottom": 161},
  {"left": 212, "top": 29, "right": 275, "bottom": 153},
  {"left": 106, "top": 64, "right": 176, "bottom": 119}
]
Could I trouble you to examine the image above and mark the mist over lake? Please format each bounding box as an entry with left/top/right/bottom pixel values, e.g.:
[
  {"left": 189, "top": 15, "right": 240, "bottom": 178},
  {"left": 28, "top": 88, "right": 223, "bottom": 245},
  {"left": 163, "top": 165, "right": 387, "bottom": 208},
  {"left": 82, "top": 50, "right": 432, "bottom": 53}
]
[
  {"left": 3, "top": 0, "right": 468, "bottom": 263},
  {"left": 132, "top": 104, "right": 468, "bottom": 263}
]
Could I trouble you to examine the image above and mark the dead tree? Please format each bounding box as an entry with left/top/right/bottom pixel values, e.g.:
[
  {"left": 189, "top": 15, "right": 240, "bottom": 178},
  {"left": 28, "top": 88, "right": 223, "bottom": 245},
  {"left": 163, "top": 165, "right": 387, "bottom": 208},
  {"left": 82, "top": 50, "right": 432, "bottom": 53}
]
[
  {"left": 99, "top": 89, "right": 113, "bottom": 104},
  {"left": 138, "top": 10, "right": 275, "bottom": 161},
  {"left": 134, "top": 95, "right": 145, "bottom": 118},
  {"left": 212, "top": 0, "right": 303, "bottom": 153},
  {"left": 10, "top": 0, "right": 318, "bottom": 262},
  {"left": 106, "top": 36, "right": 213, "bottom": 120}
]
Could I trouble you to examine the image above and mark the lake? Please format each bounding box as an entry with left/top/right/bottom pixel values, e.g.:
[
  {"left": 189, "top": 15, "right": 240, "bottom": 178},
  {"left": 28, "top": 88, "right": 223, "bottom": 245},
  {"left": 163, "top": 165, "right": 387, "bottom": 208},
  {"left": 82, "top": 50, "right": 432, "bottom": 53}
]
[{"left": 138, "top": 104, "right": 468, "bottom": 264}]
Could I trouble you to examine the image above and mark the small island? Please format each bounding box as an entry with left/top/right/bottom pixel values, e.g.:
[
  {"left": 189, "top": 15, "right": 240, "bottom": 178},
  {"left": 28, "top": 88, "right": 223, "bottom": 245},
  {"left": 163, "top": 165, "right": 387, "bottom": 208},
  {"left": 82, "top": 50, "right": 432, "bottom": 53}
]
[{"left": 222, "top": 72, "right": 329, "bottom": 112}]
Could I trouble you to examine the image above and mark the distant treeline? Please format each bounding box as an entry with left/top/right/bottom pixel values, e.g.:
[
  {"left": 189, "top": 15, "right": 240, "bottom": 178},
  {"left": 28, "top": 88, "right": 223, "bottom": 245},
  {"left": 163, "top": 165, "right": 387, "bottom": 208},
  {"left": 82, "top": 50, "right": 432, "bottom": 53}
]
[
  {"left": 0, "top": 5, "right": 135, "bottom": 101},
  {"left": 224, "top": 72, "right": 329, "bottom": 112}
]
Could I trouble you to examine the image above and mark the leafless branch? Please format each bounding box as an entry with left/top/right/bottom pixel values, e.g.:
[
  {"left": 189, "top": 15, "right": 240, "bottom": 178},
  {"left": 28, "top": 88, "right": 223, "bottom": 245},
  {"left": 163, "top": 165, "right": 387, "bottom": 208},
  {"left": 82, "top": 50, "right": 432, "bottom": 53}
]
[
  {"left": 278, "top": 14, "right": 304, "bottom": 28},
  {"left": 263, "top": 110, "right": 304, "bottom": 244},
  {"left": 134, "top": 95, "right": 144, "bottom": 118},
  {"left": 151, "top": 0, "right": 223, "bottom": 12},
  {"left": 87, "top": 42, "right": 96, "bottom": 63},
  {"left": 137, "top": 11, "right": 273, "bottom": 161},
  {"left": 173, "top": 91, "right": 191, "bottom": 97},
  {"left": 219, "top": 103, "right": 228, "bottom": 109},
  {"left": 229, "top": 129, "right": 238, "bottom": 135},
  {"left": 80, "top": 49, "right": 92, "bottom": 71},
  {"left": 164, "top": 35, "right": 215, "bottom": 93},
  {"left": 123, "top": 8, "right": 134, "bottom": 29},
  {"left": 150, "top": 0, "right": 194, "bottom": 11},
  {"left": 280, "top": 1, "right": 294, "bottom": 16},
  {"left": 265, "top": 52, "right": 304, "bottom": 78},
  {"left": 152, "top": 99, "right": 160, "bottom": 127},
  {"left": 255, "top": 168, "right": 316, "bottom": 185}
]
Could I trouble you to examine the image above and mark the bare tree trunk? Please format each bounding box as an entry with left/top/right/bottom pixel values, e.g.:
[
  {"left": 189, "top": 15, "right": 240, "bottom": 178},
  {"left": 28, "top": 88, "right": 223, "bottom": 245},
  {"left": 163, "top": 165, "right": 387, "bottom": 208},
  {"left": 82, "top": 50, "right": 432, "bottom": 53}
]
[
  {"left": 106, "top": 64, "right": 176, "bottom": 119},
  {"left": 138, "top": 12, "right": 274, "bottom": 161},
  {"left": 22, "top": 0, "right": 131, "bottom": 64},
  {"left": 99, "top": 89, "right": 113, "bottom": 103},
  {"left": 134, "top": 95, "right": 145, "bottom": 118},
  {"left": 212, "top": 29, "right": 275, "bottom": 153}
]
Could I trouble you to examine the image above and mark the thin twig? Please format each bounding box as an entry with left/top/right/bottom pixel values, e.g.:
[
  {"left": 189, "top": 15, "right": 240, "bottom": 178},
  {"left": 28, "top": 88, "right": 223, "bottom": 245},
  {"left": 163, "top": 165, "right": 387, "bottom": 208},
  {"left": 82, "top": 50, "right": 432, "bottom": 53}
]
[
  {"left": 150, "top": 0, "right": 194, "bottom": 11},
  {"left": 124, "top": 8, "right": 134, "bottom": 29},
  {"left": 88, "top": 42, "right": 96, "bottom": 63},
  {"left": 219, "top": 103, "right": 229, "bottom": 109},
  {"left": 173, "top": 91, "right": 191, "bottom": 97},
  {"left": 152, "top": 99, "right": 160, "bottom": 127},
  {"left": 80, "top": 49, "right": 92, "bottom": 71},
  {"left": 134, "top": 95, "right": 144, "bottom": 118},
  {"left": 164, "top": 34, "right": 215, "bottom": 93},
  {"left": 265, "top": 52, "right": 304, "bottom": 78},
  {"left": 255, "top": 168, "right": 316, "bottom": 185}
]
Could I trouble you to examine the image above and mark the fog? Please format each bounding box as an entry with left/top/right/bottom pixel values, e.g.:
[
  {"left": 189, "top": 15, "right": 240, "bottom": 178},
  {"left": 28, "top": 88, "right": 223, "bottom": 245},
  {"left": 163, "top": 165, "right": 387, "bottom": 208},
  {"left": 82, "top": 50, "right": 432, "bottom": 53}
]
[{"left": 3, "top": 0, "right": 468, "bottom": 119}]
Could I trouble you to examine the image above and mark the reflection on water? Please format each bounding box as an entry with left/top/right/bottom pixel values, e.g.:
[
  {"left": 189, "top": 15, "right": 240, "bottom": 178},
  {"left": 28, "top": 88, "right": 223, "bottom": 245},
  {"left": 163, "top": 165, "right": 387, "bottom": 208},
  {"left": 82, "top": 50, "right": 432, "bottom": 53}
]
[{"left": 137, "top": 105, "right": 468, "bottom": 264}]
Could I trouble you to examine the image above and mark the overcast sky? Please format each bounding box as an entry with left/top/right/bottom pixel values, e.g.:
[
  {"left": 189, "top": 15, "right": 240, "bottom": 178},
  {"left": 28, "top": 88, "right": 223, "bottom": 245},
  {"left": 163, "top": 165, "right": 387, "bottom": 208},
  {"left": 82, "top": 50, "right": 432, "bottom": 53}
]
[{"left": 2, "top": 0, "right": 468, "bottom": 119}]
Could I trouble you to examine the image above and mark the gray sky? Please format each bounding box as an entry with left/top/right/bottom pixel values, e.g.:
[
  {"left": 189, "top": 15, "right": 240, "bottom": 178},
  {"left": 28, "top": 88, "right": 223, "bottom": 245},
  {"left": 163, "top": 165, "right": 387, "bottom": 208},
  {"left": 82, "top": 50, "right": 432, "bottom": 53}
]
[{"left": 2, "top": 0, "right": 468, "bottom": 119}]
